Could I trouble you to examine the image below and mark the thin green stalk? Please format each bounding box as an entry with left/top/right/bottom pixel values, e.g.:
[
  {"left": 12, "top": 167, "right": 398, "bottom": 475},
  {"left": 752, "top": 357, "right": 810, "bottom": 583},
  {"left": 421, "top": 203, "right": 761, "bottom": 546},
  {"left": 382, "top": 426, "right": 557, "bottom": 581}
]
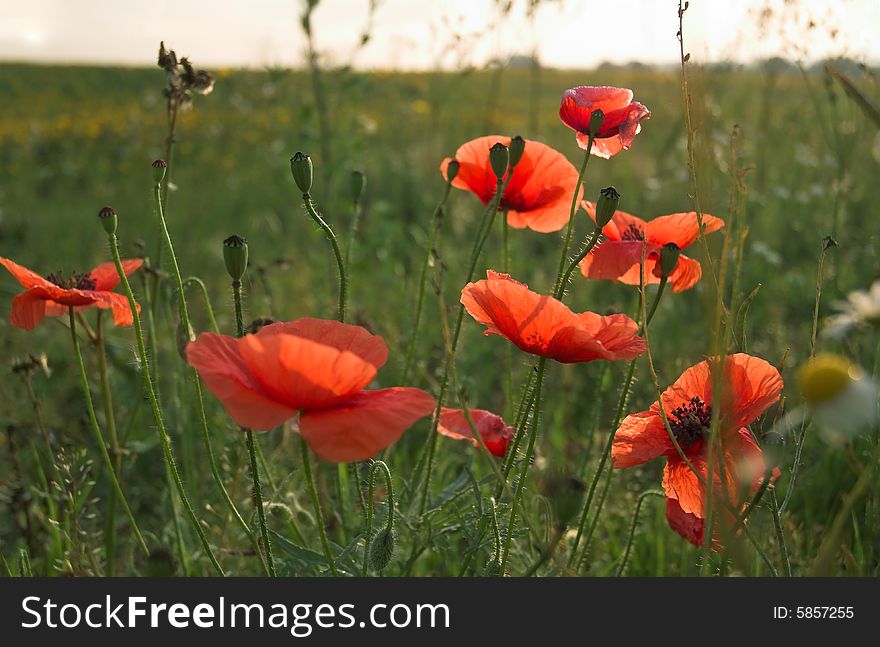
[
  {"left": 94, "top": 312, "right": 121, "bottom": 575},
  {"left": 552, "top": 143, "right": 592, "bottom": 297},
  {"left": 501, "top": 209, "right": 513, "bottom": 414},
  {"left": 616, "top": 490, "right": 665, "bottom": 576},
  {"left": 345, "top": 195, "right": 362, "bottom": 276},
  {"left": 302, "top": 193, "right": 348, "bottom": 322},
  {"left": 300, "top": 437, "right": 339, "bottom": 576},
  {"left": 183, "top": 276, "right": 220, "bottom": 333},
  {"left": 769, "top": 489, "right": 792, "bottom": 576},
  {"left": 106, "top": 231, "right": 224, "bottom": 575},
  {"left": 233, "top": 278, "right": 275, "bottom": 577},
  {"left": 362, "top": 460, "right": 394, "bottom": 576},
  {"left": 67, "top": 307, "right": 148, "bottom": 558},
  {"left": 402, "top": 181, "right": 452, "bottom": 383}
]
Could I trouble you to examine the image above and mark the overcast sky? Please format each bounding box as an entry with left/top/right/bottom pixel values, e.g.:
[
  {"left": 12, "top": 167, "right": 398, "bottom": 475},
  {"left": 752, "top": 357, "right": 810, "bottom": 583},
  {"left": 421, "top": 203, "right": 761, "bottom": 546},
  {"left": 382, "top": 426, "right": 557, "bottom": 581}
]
[{"left": 1, "top": 0, "right": 876, "bottom": 70}]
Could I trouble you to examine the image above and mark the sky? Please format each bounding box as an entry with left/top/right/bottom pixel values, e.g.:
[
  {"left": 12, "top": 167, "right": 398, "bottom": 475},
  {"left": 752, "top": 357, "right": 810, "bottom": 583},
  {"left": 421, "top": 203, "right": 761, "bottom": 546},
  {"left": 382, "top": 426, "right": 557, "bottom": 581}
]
[{"left": 0, "top": 0, "right": 877, "bottom": 70}]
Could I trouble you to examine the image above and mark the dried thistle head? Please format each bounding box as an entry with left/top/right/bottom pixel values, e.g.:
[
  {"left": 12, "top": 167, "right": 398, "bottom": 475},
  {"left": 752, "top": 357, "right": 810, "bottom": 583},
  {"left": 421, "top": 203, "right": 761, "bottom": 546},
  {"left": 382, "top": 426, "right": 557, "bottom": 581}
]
[
  {"left": 11, "top": 352, "right": 51, "bottom": 378},
  {"left": 157, "top": 41, "right": 215, "bottom": 111}
]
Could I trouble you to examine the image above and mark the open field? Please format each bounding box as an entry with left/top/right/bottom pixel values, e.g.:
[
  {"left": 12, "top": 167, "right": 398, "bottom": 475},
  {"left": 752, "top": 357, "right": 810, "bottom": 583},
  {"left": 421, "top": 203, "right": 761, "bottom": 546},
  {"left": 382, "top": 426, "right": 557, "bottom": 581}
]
[{"left": 0, "top": 59, "right": 878, "bottom": 576}]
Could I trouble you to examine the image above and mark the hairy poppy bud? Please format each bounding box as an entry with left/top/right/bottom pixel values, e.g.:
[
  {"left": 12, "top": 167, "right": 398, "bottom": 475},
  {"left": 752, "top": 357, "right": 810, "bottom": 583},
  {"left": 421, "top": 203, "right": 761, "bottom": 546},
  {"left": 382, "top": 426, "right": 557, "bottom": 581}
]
[
  {"left": 445, "top": 159, "right": 460, "bottom": 183},
  {"left": 151, "top": 159, "right": 168, "bottom": 185},
  {"left": 659, "top": 243, "right": 681, "bottom": 278},
  {"left": 368, "top": 527, "right": 395, "bottom": 571},
  {"left": 589, "top": 109, "right": 605, "bottom": 135},
  {"left": 223, "top": 234, "right": 249, "bottom": 281},
  {"left": 290, "top": 152, "right": 313, "bottom": 194},
  {"left": 594, "top": 186, "right": 620, "bottom": 228},
  {"left": 349, "top": 170, "right": 366, "bottom": 203},
  {"left": 488, "top": 142, "right": 509, "bottom": 180},
  {"left": 508, "top": 135, "right": 526, "bottom": 169},
  {"left": 98, "top": 205, "right": 118, "bottom": 235}
]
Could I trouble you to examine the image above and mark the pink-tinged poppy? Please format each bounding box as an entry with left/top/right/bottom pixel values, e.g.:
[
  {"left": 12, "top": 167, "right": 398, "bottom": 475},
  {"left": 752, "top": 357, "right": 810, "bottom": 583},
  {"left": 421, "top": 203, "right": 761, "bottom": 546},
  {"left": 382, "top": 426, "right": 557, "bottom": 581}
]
[
  {"left": 559, "top": 86, "right": 650, "bottom": 158},
  {"left": 578, "top": 203, "right": 724, "bottom": 292},
  {"left": 186, "top": 318, "right": 436, "bottom": 462},
  {"left": 437, "top": 408, "right": 514, "bottom": 457},
  {"left": 0, "top": 256, "right": 142, "bottom": 330},
  {"left": 440, "top": 136, "right": 581, "bottom": 233},
  {"left": 612, "top": 353, "right": 783, "bottom": 547},
  {"left": 460, "top": 270, "right": 646, "bottom": 364}
]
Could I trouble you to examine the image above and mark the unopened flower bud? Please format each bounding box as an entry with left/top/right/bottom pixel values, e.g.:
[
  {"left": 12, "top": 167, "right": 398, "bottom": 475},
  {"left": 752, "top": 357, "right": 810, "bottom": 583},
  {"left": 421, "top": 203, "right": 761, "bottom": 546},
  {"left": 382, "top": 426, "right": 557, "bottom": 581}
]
[
  {"left": 98, "top": 205, "right": 118, "bottom": 235},
  {"left": 176, "top": 320, "right": 195, "bottom": 359},
  {"left": 594, "top": 186, "right": 620, "bottom": 227},
  {"left": 151, "top": 159, "right": 168, "bottom": 185},
  {"left": 368, "top": 527, "right": 395, "bottom": 571},
  {"left": 508, "top": 136, "right": 526, "bottom": 169},
  {"left": 349, "top": 170, "right": 366, "bottom": 203},
  {"left": 488, "top": 142, "right": 509, "bottom": 180},
  {"left": 223, "top": 235, "right": 249, "bottom": 281},
  {"left": 659, "top": 243, "right": 681, "bottom": 278},
  {"left": 589, "top": 109, "right": 605, "bottom": 134},
  {"left": 290, "top": 152, "right": 313, "bottom": 194},
  {"left": 445, "top": 159, "right": 460, "bottom": 183}
]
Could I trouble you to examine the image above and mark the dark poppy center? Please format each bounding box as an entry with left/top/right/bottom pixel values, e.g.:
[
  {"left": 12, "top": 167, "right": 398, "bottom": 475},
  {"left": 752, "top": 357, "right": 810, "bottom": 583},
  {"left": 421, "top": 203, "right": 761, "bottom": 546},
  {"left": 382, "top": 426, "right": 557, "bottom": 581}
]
[
  {"left": 47, "top": 272, "right": 97, "bottom": 291},
  {"left": 669, "top": 396, "right": 712, "bottom": 449},
  {"left": 621, "top": 223, "right": 645, "bottom": 241}
]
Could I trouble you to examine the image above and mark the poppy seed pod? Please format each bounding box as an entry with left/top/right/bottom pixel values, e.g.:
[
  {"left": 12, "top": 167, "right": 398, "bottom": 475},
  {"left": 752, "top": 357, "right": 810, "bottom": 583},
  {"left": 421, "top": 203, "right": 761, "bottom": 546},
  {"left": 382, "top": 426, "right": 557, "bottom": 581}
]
[
  {"left": 594, "top": 186, "right": 620, "bottom": 228},
  {"left": 659, "top": 243, "right": 681, "bottom": 278},
  {"left": 445, "top": 159, "right": 460, "bottom": 183},
  {"left": 508, "top": 135, "right": 526, "bottom": 169},
  {"left": 290, "top": 152, "right": 313, "bottom": 194},
  {"left": 98, "top": 205, "right": 118, "bottom": 235},
  {"left": 151, "top": 159, "right": 168, "bottom": 185},
  {"left": 222, "top": 234, "right": 249, "bottom": 281},
  {"left": 349, "top": 170, "right": 366, "bottom": 203},
  {"left": 368, "top": 527, "right": 395, "bottom": 571},
  {"left": 589, "top": 109, "right": 606, "bottom": 135},
  {"left": 488, "top": 142, "right": 509, "bottom": 180}
]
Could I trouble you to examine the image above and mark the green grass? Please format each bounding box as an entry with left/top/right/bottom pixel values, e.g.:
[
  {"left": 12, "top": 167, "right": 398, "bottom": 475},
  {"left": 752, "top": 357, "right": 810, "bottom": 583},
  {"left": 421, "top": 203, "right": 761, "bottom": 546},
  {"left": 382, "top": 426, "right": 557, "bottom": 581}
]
[{"left": 0, "top": 60, "right": 878, "bottom": 576}]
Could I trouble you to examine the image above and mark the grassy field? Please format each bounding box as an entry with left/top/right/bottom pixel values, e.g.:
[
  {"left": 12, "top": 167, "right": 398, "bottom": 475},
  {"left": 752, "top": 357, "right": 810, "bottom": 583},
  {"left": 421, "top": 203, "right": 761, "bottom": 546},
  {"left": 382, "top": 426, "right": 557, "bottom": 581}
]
[{"left": 0, "top": 59, "right": 878, "bottom": 576}]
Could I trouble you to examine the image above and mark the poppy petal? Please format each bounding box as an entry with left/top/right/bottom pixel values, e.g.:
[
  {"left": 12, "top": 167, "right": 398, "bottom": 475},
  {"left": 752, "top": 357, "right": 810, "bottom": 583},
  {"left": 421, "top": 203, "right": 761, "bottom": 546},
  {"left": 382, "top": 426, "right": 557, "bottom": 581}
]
[
  {"left": 0, "top": 256, "right": 55, "bottom": 290},
  {"left": 665, "top": 254, "right": 703, "bottom": 293},
  {"left": 186, "top": 333, "right": 298, "bottom": 430},
  {"left": 578, "top": 240, "right": 645, "bottom": 282},
  {"left": 88, "top": 259, "right": 143, "bottom": 291},
  {"left": 581, "top": 202, "right": 649, "bottom": 241},
  {"left": 91, "top": 291, "right": 139, "bottom": 326},
  {"left": 257, "top": 318, "right": 388, "bottom": 370},
  {"left": 559, "top": 86, "right": 634, "bottom": 134},
  {"left": 724, "top": 354, "right": 784, "bottom": 429},
  {"left": 645, "top": 212, "right": 724, "bottom": 250},
  {"left": 9, "top": 289, "right": 49, "bottom": 330},
  {"left": 438, "top": 408, "right": 514, "bottom": 457},
  {"left": 299, "top": 388, "right": 435, "bottom": 462},
  {"left": 612, "top": 411, "right": 672, "bottom": 467},
  {"left": 665, "top": 495, "right": 704, "bottom": 546},
  {"left": 574, "top": 312, "right": 646, "bottom": 360},
  {"left": 655, "top": 359, "right": 713, "bottom": 418},
  {"left": 662, "top": 453, "right": 706, "bottom": 518}
]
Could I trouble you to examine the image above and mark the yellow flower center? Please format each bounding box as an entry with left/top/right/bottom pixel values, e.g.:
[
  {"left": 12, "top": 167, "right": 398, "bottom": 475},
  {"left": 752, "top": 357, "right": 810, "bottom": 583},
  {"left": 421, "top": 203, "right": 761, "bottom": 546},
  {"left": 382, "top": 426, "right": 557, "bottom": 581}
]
[{"left": 797, "top": 354, "right": 860, "bottom": 404}]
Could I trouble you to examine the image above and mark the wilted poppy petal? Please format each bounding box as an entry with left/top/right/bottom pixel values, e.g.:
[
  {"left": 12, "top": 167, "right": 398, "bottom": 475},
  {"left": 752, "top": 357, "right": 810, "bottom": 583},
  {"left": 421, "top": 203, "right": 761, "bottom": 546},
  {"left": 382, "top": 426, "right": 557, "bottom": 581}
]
[
  {"left": 186, "top": 333, "right": 298, "bottom": 430},
  {"left": 612, "top": 411, "right": 673, "bottom": 467},
  {"left": 9, "top": 289, "right": 49, "bottom": 330},
  {"left": 259, "top": 318, "right": 388, "bottom": 370},
  {"left": 238, "top": 332, "right": 380, "bottom": 410},
  {"left": 299, "top": 388, "right": 435, "bottom": 462},
  {"left": 438, "top": 407, "right": 514, "bottom": 457},
  {"left": 0, "top": 256, "right": 55, "bottom": 290},
  {"left": 665, "top": 495, "right": 704, "bottom": 546},
  {"left": 645, "top": 212, "right": 724, "bottom": 249},
  {"left": 88, "top": 259, "right": 143, "bottom": 291}
]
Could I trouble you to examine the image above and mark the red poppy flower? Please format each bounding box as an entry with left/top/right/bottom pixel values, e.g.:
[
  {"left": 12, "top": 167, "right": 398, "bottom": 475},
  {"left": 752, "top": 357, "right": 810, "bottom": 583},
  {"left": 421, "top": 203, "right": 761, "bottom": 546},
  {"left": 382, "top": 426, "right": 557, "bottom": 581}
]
[
  {"left": 460, "top": 270, "right": 646, "bottom": 363},
  {"left": 612, "top": 353, "right": 783, "bottom": 546},
  {"left": 185, "top": 317, "right": 435, "bottom": 462},
  {"left": 437, "top": 407, "right": 514, "bottom": 457},
  {"left": 0, "top": 256, "right": 143, "bottom": 331},
  {"left": 578, "top": 203, "right": 724, "bottom": 292},
  {"left": 559, "top": 86, "right": 650, "bottom": 158},
  {"left": 440, "top": 136, "right": 581, "bottom": 233}
]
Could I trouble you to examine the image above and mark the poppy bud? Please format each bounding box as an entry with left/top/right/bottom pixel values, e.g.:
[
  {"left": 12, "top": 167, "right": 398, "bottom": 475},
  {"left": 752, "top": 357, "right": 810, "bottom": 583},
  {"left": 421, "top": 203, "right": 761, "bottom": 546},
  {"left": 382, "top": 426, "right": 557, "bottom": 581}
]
[
  {"left": 151, "top": 159, "right": 168, "bottom": 185},
  {"left": 508, "top": 135, "right": 526, "bottom": 169},
  {"left": 349, "top": 170, "right": 366, "bottom": 203},
  {"left": 222, "top": 234, "right": 249, "bottom": 281},
  {"left": 445, "top": 159, "right": 460, "bottom": 183},
  {"left": 290, "top": 152, "right": 313, "bottom": 194},
  {"left": 589, "top": 109, "right": 605, "bottom": 134},
  {"left": 594, "top": 186, "right": 620, "bottom": 227},
  {"left": 488, "top": 142, "right": 509, "bottom": 180},
  {"left": 368, "top": 527, "right": 395, "bottom": 571},
  {"left": 176, "top": 320, "right": 195, "bottom": 359},
  {"left": 659, "top": 243, "right": 681, "bottom": 278},
  {"left": 98, "top": 205, "right": 118, "bottom": 235}
]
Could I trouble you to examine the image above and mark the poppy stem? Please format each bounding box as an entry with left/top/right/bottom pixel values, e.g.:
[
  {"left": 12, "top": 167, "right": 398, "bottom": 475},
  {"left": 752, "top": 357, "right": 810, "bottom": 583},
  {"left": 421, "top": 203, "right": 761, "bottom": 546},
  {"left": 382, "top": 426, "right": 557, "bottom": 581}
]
[
  {"left": 645, "top": 277, "right": 668, "bottom": 324},
  {"left": 501, "top": 209, "right": 514, "bottom": 416},
  {"left": 361, "top": 460, "right": 394, "bottom": 576},
  {"left": 302, "top": 193, "right": 348, "bottom": 323},
  {"left": 556, "top": 225, "right": 602, "bottom": 300},
  {"left": 105, "top": 232, "right": 225, "bottom": 576},
  {"left": 67, "top": 307, "right": 149, "bottom": 558},
  {"left": 183, "top": 275, "right": 221, "bottom": 333},
  {"left": 300, "top": 437, "right": 339, "bottom": 576},
  {"left": 232, "top": 278, "right": 276, "bottom": 577},
  {"left": 552, "top": 139, "right": 593, "bottom": 298},
  {"left": 401, "top": 180, "right": 452, "bottom": 384},
  {"left": 615, "top": 490, "right": 665, "bottom": 576}
]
